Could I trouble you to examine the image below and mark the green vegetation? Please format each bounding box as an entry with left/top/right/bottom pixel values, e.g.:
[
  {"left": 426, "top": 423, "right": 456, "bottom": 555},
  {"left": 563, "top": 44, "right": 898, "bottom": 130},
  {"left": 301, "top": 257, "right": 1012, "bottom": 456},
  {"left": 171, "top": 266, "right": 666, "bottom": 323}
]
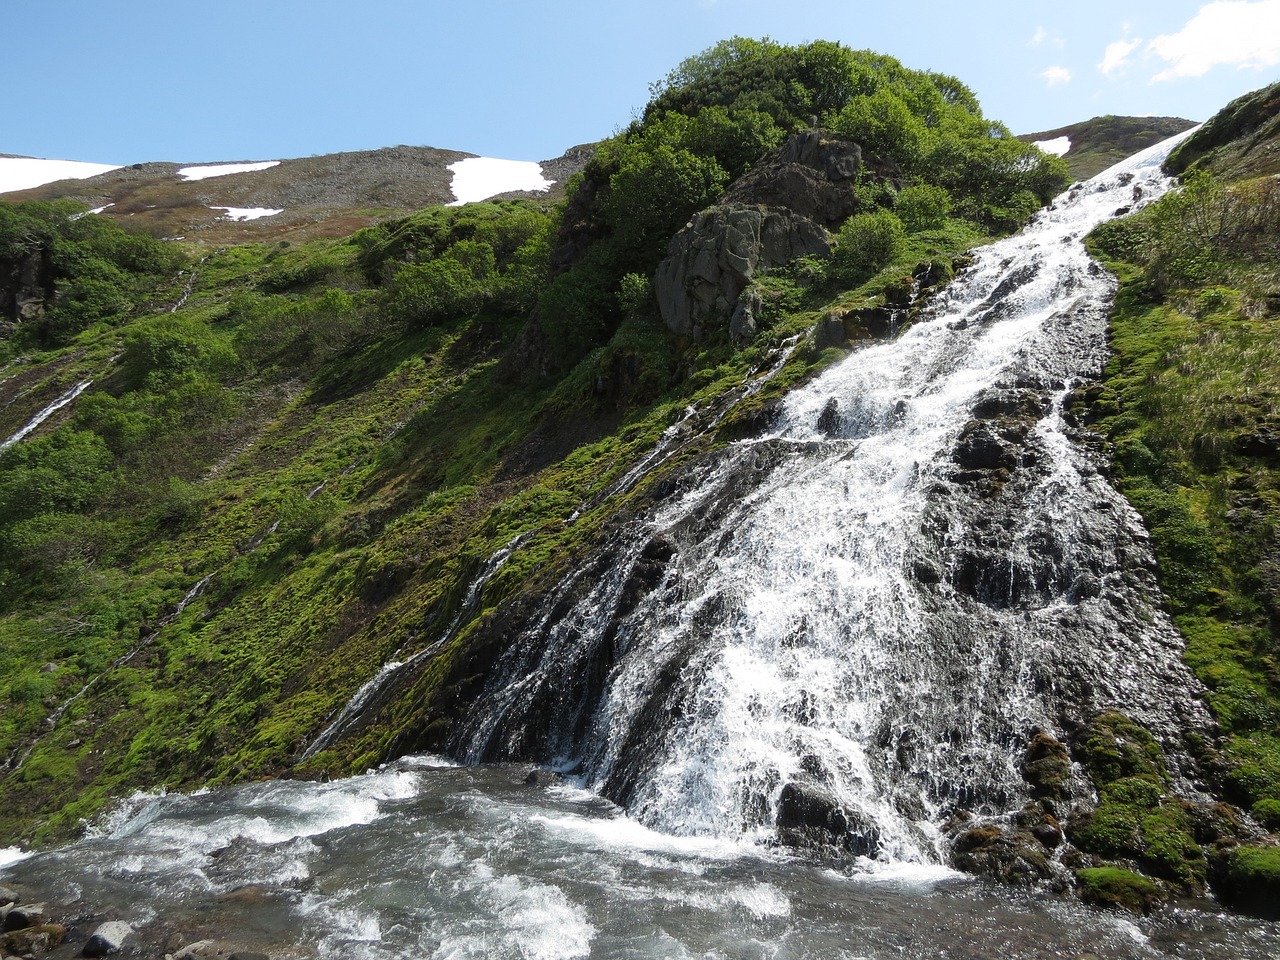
[
  {"left": 1068, "top": 712, "right": 1208, "bottom": 892},
  {"left": 0, "top": 200, "right": 181, "bottom": 352},
  {"left": 538, "top": 36, "right": 1066, "bottom": 371},
  {"left": 1082, "top": 108, "right": 1280, "bottom": 905}
]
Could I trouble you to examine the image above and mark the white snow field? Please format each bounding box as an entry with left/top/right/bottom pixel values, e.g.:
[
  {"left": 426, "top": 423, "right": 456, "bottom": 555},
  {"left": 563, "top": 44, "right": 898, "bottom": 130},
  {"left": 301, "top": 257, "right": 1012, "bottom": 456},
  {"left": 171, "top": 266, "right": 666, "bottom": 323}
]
[
  {"left": 1032, "top": 136, "right": 1071, "bottom": 157},
  {"left": 0, "top": 157, "right": 121, "bottom": 194},
  {"left": 177, "top": 161, "right": 281, "bottom": 181},
  {"left": 447, "top": 157, "right": 553, "bottom": 206},
  {"left": 212, "top": 206, "right": 284, "bottom": 221}
]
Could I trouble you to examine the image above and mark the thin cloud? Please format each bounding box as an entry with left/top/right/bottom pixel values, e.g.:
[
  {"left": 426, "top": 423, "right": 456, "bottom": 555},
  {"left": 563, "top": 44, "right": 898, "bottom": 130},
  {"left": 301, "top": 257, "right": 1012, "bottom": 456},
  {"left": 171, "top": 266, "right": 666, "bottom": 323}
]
[
  {"left": 1148, "top": 0, "right": 1280, "bottom": 81},
  {"left": 1029, "top": 25, "right": 1048, "bottom": 45},
  {"left": 1099, "top": 37, "right": 1143, "bottom": 75},
  {"left": 1041, "top": 65, "right": 1072, "bottom": 86}
]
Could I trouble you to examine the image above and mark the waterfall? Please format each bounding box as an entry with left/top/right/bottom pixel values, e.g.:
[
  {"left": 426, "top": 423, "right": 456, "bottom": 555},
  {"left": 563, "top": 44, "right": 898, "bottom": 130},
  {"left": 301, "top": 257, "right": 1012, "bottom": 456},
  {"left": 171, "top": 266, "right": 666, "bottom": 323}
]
[
  {"left": 0, "top": 380, "right": 92, "bottom": 452},
  {"left": 453, "top": 131, "right": 1213, "bottom": 861}
]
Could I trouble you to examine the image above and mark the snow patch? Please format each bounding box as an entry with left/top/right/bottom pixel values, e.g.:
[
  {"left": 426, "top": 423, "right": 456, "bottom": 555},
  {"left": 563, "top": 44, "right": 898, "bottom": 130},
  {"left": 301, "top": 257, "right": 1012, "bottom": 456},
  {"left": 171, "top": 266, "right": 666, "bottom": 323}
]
[
  {"left": 0, "top": 157, "right": 121, "bottom": 195},
  {"left": 447, "top": 157, "right": 553, "bottom": 206},
  {"left": 178, "top": 161, "right": 280, "bottom": 181},
  {"left": 212, "top": 206, "right": 283, "bottom": 221},
  {"left": 1033, "top": 136, "right": 1071, "bottom": 157}
]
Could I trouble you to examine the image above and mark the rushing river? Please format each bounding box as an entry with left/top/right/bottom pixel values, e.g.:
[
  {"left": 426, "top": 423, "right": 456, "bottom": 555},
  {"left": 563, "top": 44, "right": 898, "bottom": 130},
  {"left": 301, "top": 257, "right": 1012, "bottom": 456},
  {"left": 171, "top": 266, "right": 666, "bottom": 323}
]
[{"left": 3, "top": 757, "right": 1280, "bottom": 959}]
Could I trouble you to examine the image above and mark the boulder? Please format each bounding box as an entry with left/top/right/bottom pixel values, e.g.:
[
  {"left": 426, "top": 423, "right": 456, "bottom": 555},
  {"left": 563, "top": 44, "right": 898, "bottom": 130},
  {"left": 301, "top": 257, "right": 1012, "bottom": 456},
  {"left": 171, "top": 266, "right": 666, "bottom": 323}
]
[
  {"left": 3, "top": 922, "right": 66, "bottom": 956},
  {"left": 1022, "top": 731, "right": 1073, "bottom": 800},
  {"left": 949, "top": 824, "right": 1054, "bottom": 885},
  {"left": 2, "top": 903, "right": 45, "bottom": 933},
  {"left": 774, "top": 782, "right": 881, "bottom": 858},
  {"left": 82, "top": 920, "right": 132, "bottom": 957}
]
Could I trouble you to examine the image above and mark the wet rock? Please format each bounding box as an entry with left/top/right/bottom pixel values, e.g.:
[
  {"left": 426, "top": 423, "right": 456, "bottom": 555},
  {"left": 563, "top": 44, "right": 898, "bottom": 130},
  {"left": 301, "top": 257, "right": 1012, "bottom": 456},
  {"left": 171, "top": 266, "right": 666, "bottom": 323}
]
[
  {"left": 172, "top": 939, "right": 218, "bottom": 959},
  {"left": 2, "top": 903, "right": 45, "bottom": 932},
  {"left": 774, "top": 782, "right": 880, "bottom": 858},
  {"left": 3, "top": 922, "right": 66, "bottom": 956},
  {"left": 949, "top": 824, "right": 1054, "bottom": 885},
  {"left": 842, "top": 305, "right": 898, "bottom": 338},
  {"left": 83, "top": 920, "right": 132, "bottom": 957},
  {"left": 812, "top": 313, "right": 849, "bottom": 351},
  {"left": 1022, "top": 731, "right": 1073, "bottom": 800},
  {"left": 0, "top": 885, "right": 16, "bottom": 907}
]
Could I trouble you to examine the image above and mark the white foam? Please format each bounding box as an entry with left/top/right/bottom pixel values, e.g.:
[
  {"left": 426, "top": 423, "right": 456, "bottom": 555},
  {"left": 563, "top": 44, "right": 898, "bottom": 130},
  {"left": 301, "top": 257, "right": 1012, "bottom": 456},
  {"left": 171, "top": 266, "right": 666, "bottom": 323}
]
[
  {"left": 1033, "top": 135, "right": 1071, "bottom": 157},
  {"left": 447, "top": 157, "right": 553, "bottom": 206},
  {"left": 0, "top": 845, "right": 31, "bottom": 870},
  {"left": 211, "top": 206, "right": 283, "bottom": 221},
  {"left": 530, "top": 811, "right": 744, "bottom": 860},
  {"left": 177, "top": 161, "right": 280, "bottom": 181}
]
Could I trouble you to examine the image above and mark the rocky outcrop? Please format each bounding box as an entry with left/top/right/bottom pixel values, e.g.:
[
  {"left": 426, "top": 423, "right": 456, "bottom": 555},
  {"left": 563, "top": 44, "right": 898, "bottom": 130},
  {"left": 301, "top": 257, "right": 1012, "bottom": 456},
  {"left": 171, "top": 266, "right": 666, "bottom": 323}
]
[
  {"left": 721, "top": 131, "right": 867, "bottom": 227},
  {"left": 655, "top": 205, "right": 830, "bottom": 341},
  {"left": 655, "top": 130, "right": 896, "bottom": 344},
  {"left": 0, "top": 245, "right": 53, "bottom": 336}
]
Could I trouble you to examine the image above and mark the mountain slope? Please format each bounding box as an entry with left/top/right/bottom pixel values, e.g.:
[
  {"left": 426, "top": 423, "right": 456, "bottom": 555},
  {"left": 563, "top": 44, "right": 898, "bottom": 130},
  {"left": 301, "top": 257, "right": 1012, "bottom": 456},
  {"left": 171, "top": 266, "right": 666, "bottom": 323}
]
[
  {"left": 1020, "top": 115, "right": 1197, "bottom": 180},
  {"left": 1, "top": 143, "right": 590, "bottom": 243}
]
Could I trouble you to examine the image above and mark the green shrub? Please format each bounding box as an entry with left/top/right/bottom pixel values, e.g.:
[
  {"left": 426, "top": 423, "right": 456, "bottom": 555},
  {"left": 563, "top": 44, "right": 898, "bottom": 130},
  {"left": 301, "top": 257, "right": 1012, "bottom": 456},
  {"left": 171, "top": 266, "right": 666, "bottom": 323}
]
[
  {"left": 832, "top": 210, "right": 905, "bottom": 284},
  {"left": 895, "top": 184, "right": 953, "bottom": 232}
]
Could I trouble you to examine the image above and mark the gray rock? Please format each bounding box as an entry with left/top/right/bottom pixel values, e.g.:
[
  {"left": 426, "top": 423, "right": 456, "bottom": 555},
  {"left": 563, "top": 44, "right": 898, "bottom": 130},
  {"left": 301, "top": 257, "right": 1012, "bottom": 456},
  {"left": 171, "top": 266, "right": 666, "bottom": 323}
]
[
  {"left": 2, "top": 903, "right": 44, "bottom": 933},
  {"left": 82, "top": 919, "right": 132, "bottom": 957},
  {"left": 655, "top": 204, "right": 830, "bottom": 340}
]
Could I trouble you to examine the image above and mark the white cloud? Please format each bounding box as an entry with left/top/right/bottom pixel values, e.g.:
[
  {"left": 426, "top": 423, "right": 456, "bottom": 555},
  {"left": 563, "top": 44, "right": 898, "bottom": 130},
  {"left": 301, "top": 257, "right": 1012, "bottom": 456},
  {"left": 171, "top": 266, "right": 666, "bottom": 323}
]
[
  {"left": 1148, "top": 0, "right": 1280, "bottom": 81},
  {"left": 1041, "top": 65, "right": 1073, "bottom": 86},
  {"left": 1099, "top": 37, "right": 1143, "bottom": 75},
  {"left": 1029, "top": 25, "right": 1048, "bottom": 45}
]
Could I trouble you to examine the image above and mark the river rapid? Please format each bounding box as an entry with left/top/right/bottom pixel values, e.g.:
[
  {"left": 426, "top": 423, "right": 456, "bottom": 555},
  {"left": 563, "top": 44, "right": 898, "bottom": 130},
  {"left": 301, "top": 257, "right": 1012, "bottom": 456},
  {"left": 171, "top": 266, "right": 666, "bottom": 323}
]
[{"left": 3, "top": 757, "right": 1279, "bottom": 959}]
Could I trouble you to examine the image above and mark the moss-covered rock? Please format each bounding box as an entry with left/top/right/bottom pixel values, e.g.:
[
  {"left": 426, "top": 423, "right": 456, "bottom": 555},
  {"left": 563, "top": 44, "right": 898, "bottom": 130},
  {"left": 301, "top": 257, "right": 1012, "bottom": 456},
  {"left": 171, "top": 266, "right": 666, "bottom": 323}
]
[
  {"left": 1213, "top": 844, "right": 1280, "bottom": 918},
  {"left": 1076, "top": 867, "right": 1165, "bottom": 914}
]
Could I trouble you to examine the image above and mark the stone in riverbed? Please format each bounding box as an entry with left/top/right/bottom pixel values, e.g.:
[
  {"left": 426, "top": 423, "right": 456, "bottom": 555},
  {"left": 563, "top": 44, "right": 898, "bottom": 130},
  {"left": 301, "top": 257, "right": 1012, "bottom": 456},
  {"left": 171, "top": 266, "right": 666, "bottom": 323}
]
[
  {"left": 774, "top": 781, "right": 881, "bottom": 858},
  {"left": 82, "top": 920, "right": 132, "bottom": 957}
]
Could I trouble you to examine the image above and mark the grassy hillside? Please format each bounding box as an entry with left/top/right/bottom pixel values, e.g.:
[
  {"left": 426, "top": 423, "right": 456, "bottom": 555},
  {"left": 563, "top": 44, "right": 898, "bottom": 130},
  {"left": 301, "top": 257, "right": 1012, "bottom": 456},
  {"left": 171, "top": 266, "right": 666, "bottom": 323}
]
[
  {"left": 1081, "top": 83, "right": 1280, "bottom": 910},
  {"left": 0, "top": 39, "right": 1066, "bottom": 843}
]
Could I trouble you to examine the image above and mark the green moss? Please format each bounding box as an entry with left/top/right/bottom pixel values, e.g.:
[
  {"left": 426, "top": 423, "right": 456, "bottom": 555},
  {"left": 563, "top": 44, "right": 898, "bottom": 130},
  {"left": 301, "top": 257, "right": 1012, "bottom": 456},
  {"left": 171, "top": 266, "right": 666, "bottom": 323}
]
[
  {"left": 1076, "top": 867, "right": 1165, "bottom": 914},
  {"left": 1216, "top": 845, "right": 1280, "bottom": 917}
]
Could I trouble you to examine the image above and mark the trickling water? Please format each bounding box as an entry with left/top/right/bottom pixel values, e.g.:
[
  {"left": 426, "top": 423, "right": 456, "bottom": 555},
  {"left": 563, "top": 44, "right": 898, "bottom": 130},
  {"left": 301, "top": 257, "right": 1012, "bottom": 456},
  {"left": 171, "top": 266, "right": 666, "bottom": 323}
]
[
  {"left": 301, "top": 531, "right": 536, "bottom": 760},
  {"left": 0, "top": 379, "right": 92, "bottom": 452},
  {"left": 455, "top": 131, "right": 1213, "bottom": 860}
]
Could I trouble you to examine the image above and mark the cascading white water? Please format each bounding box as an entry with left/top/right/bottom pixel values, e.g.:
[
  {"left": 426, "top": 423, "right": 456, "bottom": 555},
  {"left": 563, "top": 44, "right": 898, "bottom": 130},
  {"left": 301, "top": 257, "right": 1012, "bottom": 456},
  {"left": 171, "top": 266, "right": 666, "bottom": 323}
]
[
  {"left": 459, "top": 130, "right": 1213, "bottom": 861},
  {"left": 0, "top": 380, "right": 92, "bottom": 452}
]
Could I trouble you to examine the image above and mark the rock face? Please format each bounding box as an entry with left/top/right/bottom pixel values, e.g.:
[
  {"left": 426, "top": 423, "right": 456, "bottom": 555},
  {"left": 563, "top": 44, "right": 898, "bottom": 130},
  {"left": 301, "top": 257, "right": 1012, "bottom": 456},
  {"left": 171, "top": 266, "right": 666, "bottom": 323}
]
[
  {"left": 720, "top": 131, "right": 866, "bottom": 227},
  {"left": 655, "top": 205, "right": 830, "bottom": 341},
  {"left": 774, "top": 781, "right": 881, "bottom": 858},
  {"left": 655, "top": 130, "right": 895, "bottom": 343},
  {"left": 0, "top": 246, "right": 52, "bottom": 336}
]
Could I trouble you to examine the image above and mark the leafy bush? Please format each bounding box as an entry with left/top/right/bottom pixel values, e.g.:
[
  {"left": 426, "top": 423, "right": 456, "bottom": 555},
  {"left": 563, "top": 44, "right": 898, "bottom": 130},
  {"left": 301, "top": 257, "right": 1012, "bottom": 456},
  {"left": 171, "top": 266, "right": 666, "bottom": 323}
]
[
  {"left": 895, "top": 184, "right": 953, "bottom": 231},
  {"left": 832, "top": 210, "right": 905, "bottom": 283}
]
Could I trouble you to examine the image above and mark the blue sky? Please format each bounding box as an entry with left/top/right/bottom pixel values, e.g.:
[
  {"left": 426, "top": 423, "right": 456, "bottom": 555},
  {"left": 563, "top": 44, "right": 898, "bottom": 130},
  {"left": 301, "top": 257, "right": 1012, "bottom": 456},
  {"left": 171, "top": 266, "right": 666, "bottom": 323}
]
[{"left": 8, "top": 1, "right": 1280, "bottom": 165}]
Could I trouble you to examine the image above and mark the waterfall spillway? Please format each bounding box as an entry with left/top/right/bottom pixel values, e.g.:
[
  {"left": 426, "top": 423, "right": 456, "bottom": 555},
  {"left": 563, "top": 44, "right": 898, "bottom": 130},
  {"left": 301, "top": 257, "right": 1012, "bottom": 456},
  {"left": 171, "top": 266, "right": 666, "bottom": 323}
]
[
  {"left": 455, "top": 132, "right": 1212, "bottom": 861},
  {"left": 0, "top": 380, "right": 92, "bottom": 452}
]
